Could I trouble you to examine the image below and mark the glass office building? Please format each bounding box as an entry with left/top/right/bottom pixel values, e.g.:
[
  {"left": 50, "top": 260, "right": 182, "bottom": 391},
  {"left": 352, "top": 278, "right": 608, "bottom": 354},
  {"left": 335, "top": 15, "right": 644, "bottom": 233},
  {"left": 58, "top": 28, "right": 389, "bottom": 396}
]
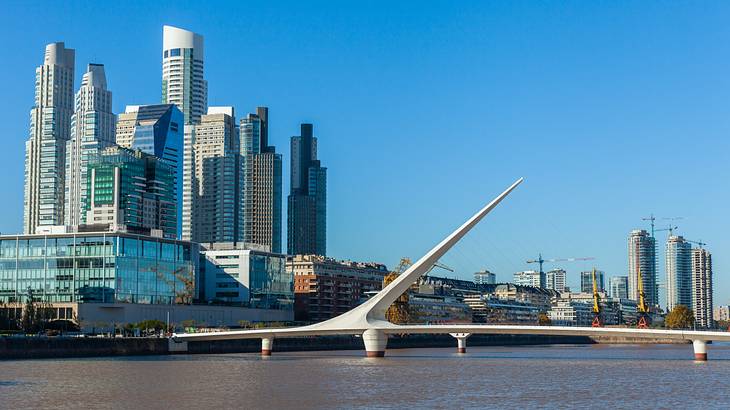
[{"left": 0, "top": 232, "right": 199, "bottom": 305}]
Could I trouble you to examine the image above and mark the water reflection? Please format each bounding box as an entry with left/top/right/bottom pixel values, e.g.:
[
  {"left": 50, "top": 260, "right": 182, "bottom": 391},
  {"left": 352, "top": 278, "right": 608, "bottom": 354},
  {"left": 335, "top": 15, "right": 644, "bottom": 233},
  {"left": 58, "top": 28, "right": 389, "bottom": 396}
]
[{"left": 2, "top": 344, "right": 730, "bottom": 409}]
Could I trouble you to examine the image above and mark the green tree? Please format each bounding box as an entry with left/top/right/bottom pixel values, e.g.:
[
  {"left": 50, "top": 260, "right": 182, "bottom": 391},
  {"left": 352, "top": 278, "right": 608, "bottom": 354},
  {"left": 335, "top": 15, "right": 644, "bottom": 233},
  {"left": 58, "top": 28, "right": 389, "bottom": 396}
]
[
  {"left": 538, "top": 312, "right": 552, "bottom": 326},
  {"left": 665, "top": 305, "right": 695, "bottom": 329}
]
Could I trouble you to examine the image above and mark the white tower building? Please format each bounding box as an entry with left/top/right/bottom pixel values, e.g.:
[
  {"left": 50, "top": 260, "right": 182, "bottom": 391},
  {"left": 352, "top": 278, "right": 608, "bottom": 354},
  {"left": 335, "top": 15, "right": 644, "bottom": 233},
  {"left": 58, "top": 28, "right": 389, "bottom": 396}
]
[
  {"left": 691, "top": 248, "right": 713, "bottom": 328},
  {"left": 24, "top": 42, "right": 75, "bottom": 233},
  {"left": 64, "top": 64, "right": 116, "bottom": 227},
  {"left": 628, "top": 229, "right": 658, "bottom": 307},
  {"left": 666, "top": 235, "right": 692, "bottom": 311},
  {"left": 162, "top": 25, "right": 207, "bottom": 125}
]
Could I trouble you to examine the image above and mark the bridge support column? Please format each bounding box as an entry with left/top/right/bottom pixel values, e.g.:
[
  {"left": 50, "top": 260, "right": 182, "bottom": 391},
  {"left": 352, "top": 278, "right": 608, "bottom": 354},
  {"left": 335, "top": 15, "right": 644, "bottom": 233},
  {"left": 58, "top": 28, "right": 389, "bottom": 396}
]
[
  {"left": 693, "top": 340, "right": 707, "bottom": 361},
  {"left": 450, "top": 333, "right": 471, "bottom": 354},
  {"left": 261, "top": 337, "right": 273, "bottom": 356},
  {"left": 362, "top": 329, "right": 387, "bottom": 357}
]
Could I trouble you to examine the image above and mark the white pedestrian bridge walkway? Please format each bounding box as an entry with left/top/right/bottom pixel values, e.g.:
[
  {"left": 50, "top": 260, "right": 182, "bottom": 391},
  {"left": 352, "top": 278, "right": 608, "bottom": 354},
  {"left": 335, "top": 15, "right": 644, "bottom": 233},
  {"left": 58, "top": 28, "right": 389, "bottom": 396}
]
[{"left": 173, "top": 178, "right": 730, "bottom": 360}]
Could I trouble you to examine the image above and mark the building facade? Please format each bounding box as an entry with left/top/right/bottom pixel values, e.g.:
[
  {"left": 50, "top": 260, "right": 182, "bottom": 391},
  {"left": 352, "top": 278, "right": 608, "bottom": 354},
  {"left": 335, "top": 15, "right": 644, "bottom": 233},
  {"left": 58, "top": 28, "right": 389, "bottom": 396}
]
[
  {"left": 474, "top": 270, "right": 496, "bottom": 285},
  {"left": 665, "top": 235, "right": 692, "bottom": 311},
  {"left": 691, "top": 248, "right": 713, "bottom": 328},
  {"left": 161, "top": 25, "right": 207, "bottom": 125},
  {"left": 115, "top": 104, "right": 184, "bottom": 235},
  {"left": 242, "top": 108, "right": 282, "bottom": 253},
  {"left": 580, "top": 270, "right": 605, "bottom": 294},
  {"left": 182, "top": 107, "right": 243, "bottom": 243},
  {"left": 0, "top": 232, "right": 199, "bottom": 305},
  {"left": 714, "top": 306, "right": 729, "bottom": 322},
  {"left": 65, "top": 64, "right": 116, "bottom": 227},
  {"left": 628, "top": 229, "right": 658, "bottom": 308},
  {"left": 84, "top": 146, "right": 177, "bottom": 238},
  {"left": 513, "top": 270, "right": 541, "bottom": 287},
  {"left": 288, "top": 255, "right": 387, "bottom": 322},
  {"left": 288, "top": 124, "right": 327, "bottom": 256},
  {"left": 609, "top": 276, "right": 629, "bottom": 299},
  {"left": 24, "top": 42, "right": 76, "bottom": 234},
  {"left": 546, "top": 269, "right": 567, "bottom": 292},
  {"left": 199, "top": 243, "right": 292, "bottom": 310}
]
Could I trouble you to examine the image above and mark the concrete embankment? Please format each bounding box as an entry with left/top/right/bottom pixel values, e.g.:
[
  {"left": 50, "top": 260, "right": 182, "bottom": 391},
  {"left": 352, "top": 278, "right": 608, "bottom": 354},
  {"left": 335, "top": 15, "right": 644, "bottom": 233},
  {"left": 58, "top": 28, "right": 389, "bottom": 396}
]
[{"left": 0, "top": 333, "right": 687, "bottom": 360}]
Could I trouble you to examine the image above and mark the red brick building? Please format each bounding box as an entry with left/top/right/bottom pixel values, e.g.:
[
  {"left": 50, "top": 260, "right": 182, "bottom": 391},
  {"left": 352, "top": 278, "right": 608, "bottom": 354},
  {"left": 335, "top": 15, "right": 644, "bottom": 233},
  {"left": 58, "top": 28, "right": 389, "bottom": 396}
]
[{"left": 288, "top": 255, "right": 388, "bottom": 322}]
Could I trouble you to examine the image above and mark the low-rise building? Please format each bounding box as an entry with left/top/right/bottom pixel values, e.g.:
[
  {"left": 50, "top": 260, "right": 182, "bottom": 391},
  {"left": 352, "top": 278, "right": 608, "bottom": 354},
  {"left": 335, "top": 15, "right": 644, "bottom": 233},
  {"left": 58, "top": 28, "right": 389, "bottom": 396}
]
[
  {"left": 548, "top": 299, "right": 593, "bottom": 326},
  {"left": 474, "top": 270, "right": 496, "bottom": 285},
  {"left": 288, "top": 255, "right": 388, "bottom": 322},
  {"left": 714, "top": 305, "right": 730, "bottom": 322},
  {"left": 513, "top": 270, "right": 541, "bottom": 287},
  {"left": 464, "top": 295, "right": 540, "bottom": 324},
  {"left": 199, "top": 242, "right": 293, "bottom": 311}
]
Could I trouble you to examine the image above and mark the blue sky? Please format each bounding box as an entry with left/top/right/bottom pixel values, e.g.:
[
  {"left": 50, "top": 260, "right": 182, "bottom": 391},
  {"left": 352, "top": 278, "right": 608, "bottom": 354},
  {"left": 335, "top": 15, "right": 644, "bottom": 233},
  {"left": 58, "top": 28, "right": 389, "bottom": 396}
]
[{"left": 1, "top": 1, "right": 728, "bottom": 307}]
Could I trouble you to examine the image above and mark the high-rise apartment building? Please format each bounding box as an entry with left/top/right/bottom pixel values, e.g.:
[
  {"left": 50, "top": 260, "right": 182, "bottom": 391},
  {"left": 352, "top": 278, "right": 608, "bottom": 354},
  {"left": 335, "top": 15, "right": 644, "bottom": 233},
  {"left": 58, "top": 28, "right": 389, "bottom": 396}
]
[
  {"left": 182, "top": 107, "right": 243, "bottom": 243},
  {"left": 115, "top": 104, "right": 184, "bottom": 236},
  {"left": 666, "top": 235, "right": 692, "bottom": 311},
  {"left": 64, "top": 64, "right": 116, "bottom": 227},
  {"left": 85, "top": 146, "right": 177, "bottom": 238},
  {"left": 580, "top": 270, "right": 605, "bottom": 293},
  {"left": 546, "top": 269, "right": 568, "bottom": 292},
  {"left": 691, "top": 248, "right": 713, "bottom": 328},
  {"left": 474, "top": 270, "right": 496, "bottom": 285},
  {"left": 24, "top": 42, "right": 75, "bottom": 233},
  {"left": 288, "top": 124, "right": 327, "bottom": 256},
  {"left": 513, "top": 270, "right": 541, "bottom": 287},
  {"left": 628, "top": 229, "right": 658, "bottom": 308},
  {"left": 242, "top": 108, "right": 282, "bottom": 253},
  {"left": 161, "top": 25, "right": 207, "bottom": 125},
  {"left": 609, "top": 276, "right": 629, "bottom": 299}
]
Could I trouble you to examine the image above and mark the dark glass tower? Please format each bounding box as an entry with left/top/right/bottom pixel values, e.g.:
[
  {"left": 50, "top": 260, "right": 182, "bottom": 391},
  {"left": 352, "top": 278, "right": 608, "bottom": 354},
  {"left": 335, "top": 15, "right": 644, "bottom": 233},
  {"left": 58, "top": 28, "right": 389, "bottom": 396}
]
[{"left": 287, "top": 124, "right": 327, "bottom": 256}]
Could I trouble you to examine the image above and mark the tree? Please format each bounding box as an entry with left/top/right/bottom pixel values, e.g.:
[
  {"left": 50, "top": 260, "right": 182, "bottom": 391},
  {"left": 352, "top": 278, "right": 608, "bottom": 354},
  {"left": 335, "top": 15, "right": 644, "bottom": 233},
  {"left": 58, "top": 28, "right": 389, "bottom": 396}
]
[
  {"left": 538, "top": 312, "right": 552, "bottom": 326},
  {"left": 665, "top": 305, "right": 695, "bottom": 329}
]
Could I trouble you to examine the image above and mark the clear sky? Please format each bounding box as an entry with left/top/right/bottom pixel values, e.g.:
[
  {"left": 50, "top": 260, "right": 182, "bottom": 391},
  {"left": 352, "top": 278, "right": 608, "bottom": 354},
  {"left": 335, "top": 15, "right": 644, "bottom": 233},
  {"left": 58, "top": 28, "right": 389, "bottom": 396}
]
[{"left": 1, "top": 1, "right": 728, "bottom": 307}]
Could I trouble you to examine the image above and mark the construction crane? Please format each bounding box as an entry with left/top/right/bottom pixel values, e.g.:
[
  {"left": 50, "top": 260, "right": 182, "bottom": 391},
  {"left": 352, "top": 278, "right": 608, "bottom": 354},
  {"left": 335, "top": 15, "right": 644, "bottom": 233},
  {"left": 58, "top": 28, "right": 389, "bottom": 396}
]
[
  {"left": 686, "top": 239, "right": 707, "bottom": 248},
  {"left": 642, "top": 214, "right": 657, "bottom": 238},
  {"left": 591, "top": 268, "right": 603, "bottom": 327},
  {"left": 526, "top": 254, "right": 595, "bottom": 287},
  {"left": 384, "top": 258, "right": 453, "bottom": 324},
  {"left": 655, "top": 225, "right": 678, "bottom": 237},
  {"left": 425, "top": 261, "right": 454, "bottom": 277},
  {"left": 636, "top": 266, "right": 650, "bottom": 329}
]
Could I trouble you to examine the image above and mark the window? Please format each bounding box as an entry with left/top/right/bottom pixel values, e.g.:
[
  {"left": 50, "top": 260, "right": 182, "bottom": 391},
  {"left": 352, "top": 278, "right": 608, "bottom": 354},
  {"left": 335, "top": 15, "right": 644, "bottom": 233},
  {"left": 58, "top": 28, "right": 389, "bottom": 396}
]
[{"left": 170, "top": 48, "right": 181, "bottom": 57}]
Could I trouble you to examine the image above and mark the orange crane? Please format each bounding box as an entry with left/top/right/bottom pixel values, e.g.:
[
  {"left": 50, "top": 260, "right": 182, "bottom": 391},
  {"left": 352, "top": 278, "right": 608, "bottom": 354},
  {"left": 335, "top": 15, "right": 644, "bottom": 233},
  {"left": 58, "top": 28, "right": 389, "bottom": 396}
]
[{"left": 526, "top": 254, "right": 595, "bottom": 287}]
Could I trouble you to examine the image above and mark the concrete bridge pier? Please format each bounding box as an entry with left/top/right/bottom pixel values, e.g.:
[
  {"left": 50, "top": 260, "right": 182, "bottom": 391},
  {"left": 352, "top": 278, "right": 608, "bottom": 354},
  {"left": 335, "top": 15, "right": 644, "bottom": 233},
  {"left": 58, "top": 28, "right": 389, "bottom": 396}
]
[
  {"left": 261, "top": 337, "right": 274, "bottom": 356},
  {"left": 363, "top": 329, "right": 388, "bottom": 357},
  {"left": 450, "top": 333, "right": 471, "bottom": 354},
  {"left": 693, "top": 340, "right": 707, "bottom": 361}
]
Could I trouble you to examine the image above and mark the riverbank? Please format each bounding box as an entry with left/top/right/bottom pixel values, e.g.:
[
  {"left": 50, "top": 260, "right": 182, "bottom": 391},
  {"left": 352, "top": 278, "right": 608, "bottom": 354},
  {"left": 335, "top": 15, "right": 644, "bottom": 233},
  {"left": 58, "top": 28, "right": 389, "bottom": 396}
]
[{"left": 0, "top": 333, "right": 689, "bottom": 360}]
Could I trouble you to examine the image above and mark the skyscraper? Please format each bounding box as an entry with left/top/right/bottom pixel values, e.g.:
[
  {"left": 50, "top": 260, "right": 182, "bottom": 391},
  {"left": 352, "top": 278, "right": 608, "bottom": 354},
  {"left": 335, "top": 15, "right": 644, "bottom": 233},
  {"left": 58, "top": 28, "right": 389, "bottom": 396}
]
[
  {"left": 64, "top": 64, "right": 116, "bottom": 227},
  {"left": 161, "top": 25, "right": 207, "bottom": 125},
  {"left": 24, "top": 42, "right": 75, "bottom": 233},
  {"left": 580, "top": 270, "right": 605, "bottom": 293},
  {"left": 609, "top": 276, "right": 629, "bottom": 299},
  {"left": 665, "top": 235, "right": 692, "bottom": 311},
  {"left": 288, "top": 124, "right": 327, "bottom": 256},
  {"left": 241, "top": 107, "right": 282, "bottom": 253},
  {"left": 115, "top": 104, "right": 184, "bottom": 236},
  {"left": 628, "top": 229, "right": 658, "bottom": 308},
  {"left": 691, "top": 248, "right": 713, "bottom": 328},
  {"left": 182, "top": 107, "right": 243, "bottom": 243},
  {"left": 85, "top": 146, "right": 177, "bottom": 238},
  {"left": 546, "top": 269, "right": 567, "bottom": 292}
]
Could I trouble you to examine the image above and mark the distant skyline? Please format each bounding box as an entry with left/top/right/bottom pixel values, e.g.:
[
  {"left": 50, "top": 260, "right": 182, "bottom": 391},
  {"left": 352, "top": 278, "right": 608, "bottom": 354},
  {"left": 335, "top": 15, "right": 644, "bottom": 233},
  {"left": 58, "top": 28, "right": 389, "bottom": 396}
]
[{"left": 1, "top": 1, "right": 728, "bottom": 306}]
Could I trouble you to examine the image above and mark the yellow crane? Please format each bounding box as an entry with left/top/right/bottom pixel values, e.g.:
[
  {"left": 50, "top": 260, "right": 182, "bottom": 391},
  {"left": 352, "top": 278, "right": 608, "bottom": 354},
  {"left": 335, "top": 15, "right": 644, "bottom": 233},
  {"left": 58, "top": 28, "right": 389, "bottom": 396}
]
[
  {"left": 591, "top": 267, "right": 603, "bottom": 327},
  {"left": 384, "top": 257, "right": 412, "bottom": 324},
  {"left": 636, "top": 266, "right": 650, "bottom": 329}
]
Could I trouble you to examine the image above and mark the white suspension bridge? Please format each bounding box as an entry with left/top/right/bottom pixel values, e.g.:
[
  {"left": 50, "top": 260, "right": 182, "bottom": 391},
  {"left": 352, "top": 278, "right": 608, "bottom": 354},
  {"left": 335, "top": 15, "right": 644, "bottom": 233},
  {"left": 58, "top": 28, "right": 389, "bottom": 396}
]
[{"left": 173, "top": 178, "right": 730, "bottom": 360}]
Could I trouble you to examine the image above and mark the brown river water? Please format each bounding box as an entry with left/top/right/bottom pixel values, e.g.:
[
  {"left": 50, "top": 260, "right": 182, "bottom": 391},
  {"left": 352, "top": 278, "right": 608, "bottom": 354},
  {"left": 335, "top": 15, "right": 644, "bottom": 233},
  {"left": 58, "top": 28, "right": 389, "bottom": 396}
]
[{"left": 2, "top": 343, "right": 729, "bottom": 409}]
